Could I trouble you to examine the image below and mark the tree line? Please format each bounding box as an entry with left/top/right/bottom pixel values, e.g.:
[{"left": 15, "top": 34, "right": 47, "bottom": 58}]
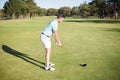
[{"left": 0, "top": 0, "right": 120, "bottom": 19}]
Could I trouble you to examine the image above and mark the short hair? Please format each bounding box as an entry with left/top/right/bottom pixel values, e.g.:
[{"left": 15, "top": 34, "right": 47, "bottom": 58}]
[{"left": 57, "top": 13, "right": 65, "bottom": 18}]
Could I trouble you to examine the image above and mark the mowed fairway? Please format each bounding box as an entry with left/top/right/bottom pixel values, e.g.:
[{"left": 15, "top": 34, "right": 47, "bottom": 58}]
[{"left": 0, "top": 17, "right": 120, "bottom": 80}]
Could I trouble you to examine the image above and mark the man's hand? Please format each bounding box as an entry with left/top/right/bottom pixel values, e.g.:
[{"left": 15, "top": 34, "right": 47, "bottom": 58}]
[{"left": 56, "top": 41, "right": 62, "bottom": 47}]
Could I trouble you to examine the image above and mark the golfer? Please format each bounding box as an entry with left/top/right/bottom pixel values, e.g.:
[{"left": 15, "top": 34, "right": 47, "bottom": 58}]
[{"left": 40, "top": 14, "right": 65, "bottom": 71}]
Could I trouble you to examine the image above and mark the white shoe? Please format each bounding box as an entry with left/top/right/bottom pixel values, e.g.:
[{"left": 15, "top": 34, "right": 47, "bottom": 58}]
[
  {"left": 49, "top": 62, "right": 55, "bottom": 66},
  {"left": 45, "top": 66, "right": 55, "bottom": 71}
]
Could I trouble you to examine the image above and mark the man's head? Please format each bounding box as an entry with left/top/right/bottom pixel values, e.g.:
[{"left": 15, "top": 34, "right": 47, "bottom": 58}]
[{"left": 57, "top": 13, "right": 65, "bottom": 23}]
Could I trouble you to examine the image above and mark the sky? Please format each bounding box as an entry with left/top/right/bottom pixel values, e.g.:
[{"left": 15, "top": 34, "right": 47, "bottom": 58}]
[{"left": 0, "top": 0, "right": 91, "bottom": 9}]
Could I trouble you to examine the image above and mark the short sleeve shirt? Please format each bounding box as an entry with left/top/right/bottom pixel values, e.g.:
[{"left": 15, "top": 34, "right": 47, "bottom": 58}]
[{"left": 42, "top": 19, "right": 58, "bottom": 36}]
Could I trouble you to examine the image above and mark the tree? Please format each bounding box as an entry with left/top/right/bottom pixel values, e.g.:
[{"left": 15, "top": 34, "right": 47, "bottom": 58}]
[
  {"left": 71, "top": 6, "right": 79, "bottom": 16},
  {"left": 106, "top": 0, "right": 120, "bottom": 19},
  {"left": 90, "top": 0, "right": 120, "bottom": 19},
  {"left": 90, "top": 0, "right": 106, "bottom": 18},
  {"left": 89, "top": 1, "right": 99, "bottom": 16},
  {"left": 19, "top": 0, "right": 29, "bottom": 18},
  {"left": 58, "top": 6, "right": 71, "bottom": 16},
  {"left": 46, "top": 8, "right": 58, "bottom": 16},
  {"left": 25, "top": 0, "right": 38, "bottom": 18},
  {"left": 3, "top": 0, "right": 38, "bottom": 19},
  {"left": 36, "top": 8, "right": 47, "bottom": 16},
  {"left": 4, "top": 0, "right": 23, "bottom": 19},
  {"left": 0, "top": 9, "right": 4, "bottom": 19},
  {"left": 79, "top": 2, "right": 91, "bottom": 18}
]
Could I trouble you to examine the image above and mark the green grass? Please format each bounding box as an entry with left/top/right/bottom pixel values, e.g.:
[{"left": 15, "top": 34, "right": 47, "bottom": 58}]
[{"left": 0, "top": 16, "right": 120, "bottom": 80}]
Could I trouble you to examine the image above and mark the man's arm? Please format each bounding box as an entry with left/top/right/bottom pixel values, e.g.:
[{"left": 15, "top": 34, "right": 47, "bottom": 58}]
[{"left": 53, "top": 30, "right": 62, "bottom": 47}]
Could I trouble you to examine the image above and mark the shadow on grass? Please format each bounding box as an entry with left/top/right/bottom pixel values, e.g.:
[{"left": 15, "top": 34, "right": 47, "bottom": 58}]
[
  {"left": 100, "top": 28, "right": 120, "bottom": 32},
  {"left": 64, "top": 19, "right": 120, "bottom": 23},
  {"left": 2, "top": 45, "right": 45, "bottom": 70}
]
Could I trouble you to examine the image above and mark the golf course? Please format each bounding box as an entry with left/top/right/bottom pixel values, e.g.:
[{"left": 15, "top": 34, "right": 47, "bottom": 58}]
[{"left": 0, "top": 16, "right": 120, "bottom": 80}]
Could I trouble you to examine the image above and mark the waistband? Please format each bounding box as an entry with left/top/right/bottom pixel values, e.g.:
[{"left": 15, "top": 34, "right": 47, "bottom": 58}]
[{"left": 41, "top": 32, "right": 50, "bottom": 38}]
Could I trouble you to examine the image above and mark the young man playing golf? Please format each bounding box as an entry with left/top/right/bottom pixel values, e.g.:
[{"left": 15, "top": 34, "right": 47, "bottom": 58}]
[{"left": 41, "top": 14, "right": 65, "bottom": 71}]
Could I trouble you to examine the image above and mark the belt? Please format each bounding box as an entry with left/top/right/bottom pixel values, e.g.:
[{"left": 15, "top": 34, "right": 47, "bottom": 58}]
[{"left": 42, "top": 32, "right": 50, "bottom": 38}]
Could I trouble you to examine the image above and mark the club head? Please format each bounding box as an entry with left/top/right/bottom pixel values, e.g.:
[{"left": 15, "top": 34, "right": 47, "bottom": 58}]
[{"left": 80, "top": 63, "right": 87, "bottom": 67}]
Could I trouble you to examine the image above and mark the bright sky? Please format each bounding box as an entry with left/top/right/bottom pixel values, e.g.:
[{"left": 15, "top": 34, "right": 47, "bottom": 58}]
[{"left": 0, "top": 0, "right": 91, "bottom": 9}]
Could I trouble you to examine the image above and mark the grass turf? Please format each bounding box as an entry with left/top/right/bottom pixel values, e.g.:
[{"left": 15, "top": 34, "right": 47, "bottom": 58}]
[{"left": 0, "top": 17, "right": 120, "bottom": 80}]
